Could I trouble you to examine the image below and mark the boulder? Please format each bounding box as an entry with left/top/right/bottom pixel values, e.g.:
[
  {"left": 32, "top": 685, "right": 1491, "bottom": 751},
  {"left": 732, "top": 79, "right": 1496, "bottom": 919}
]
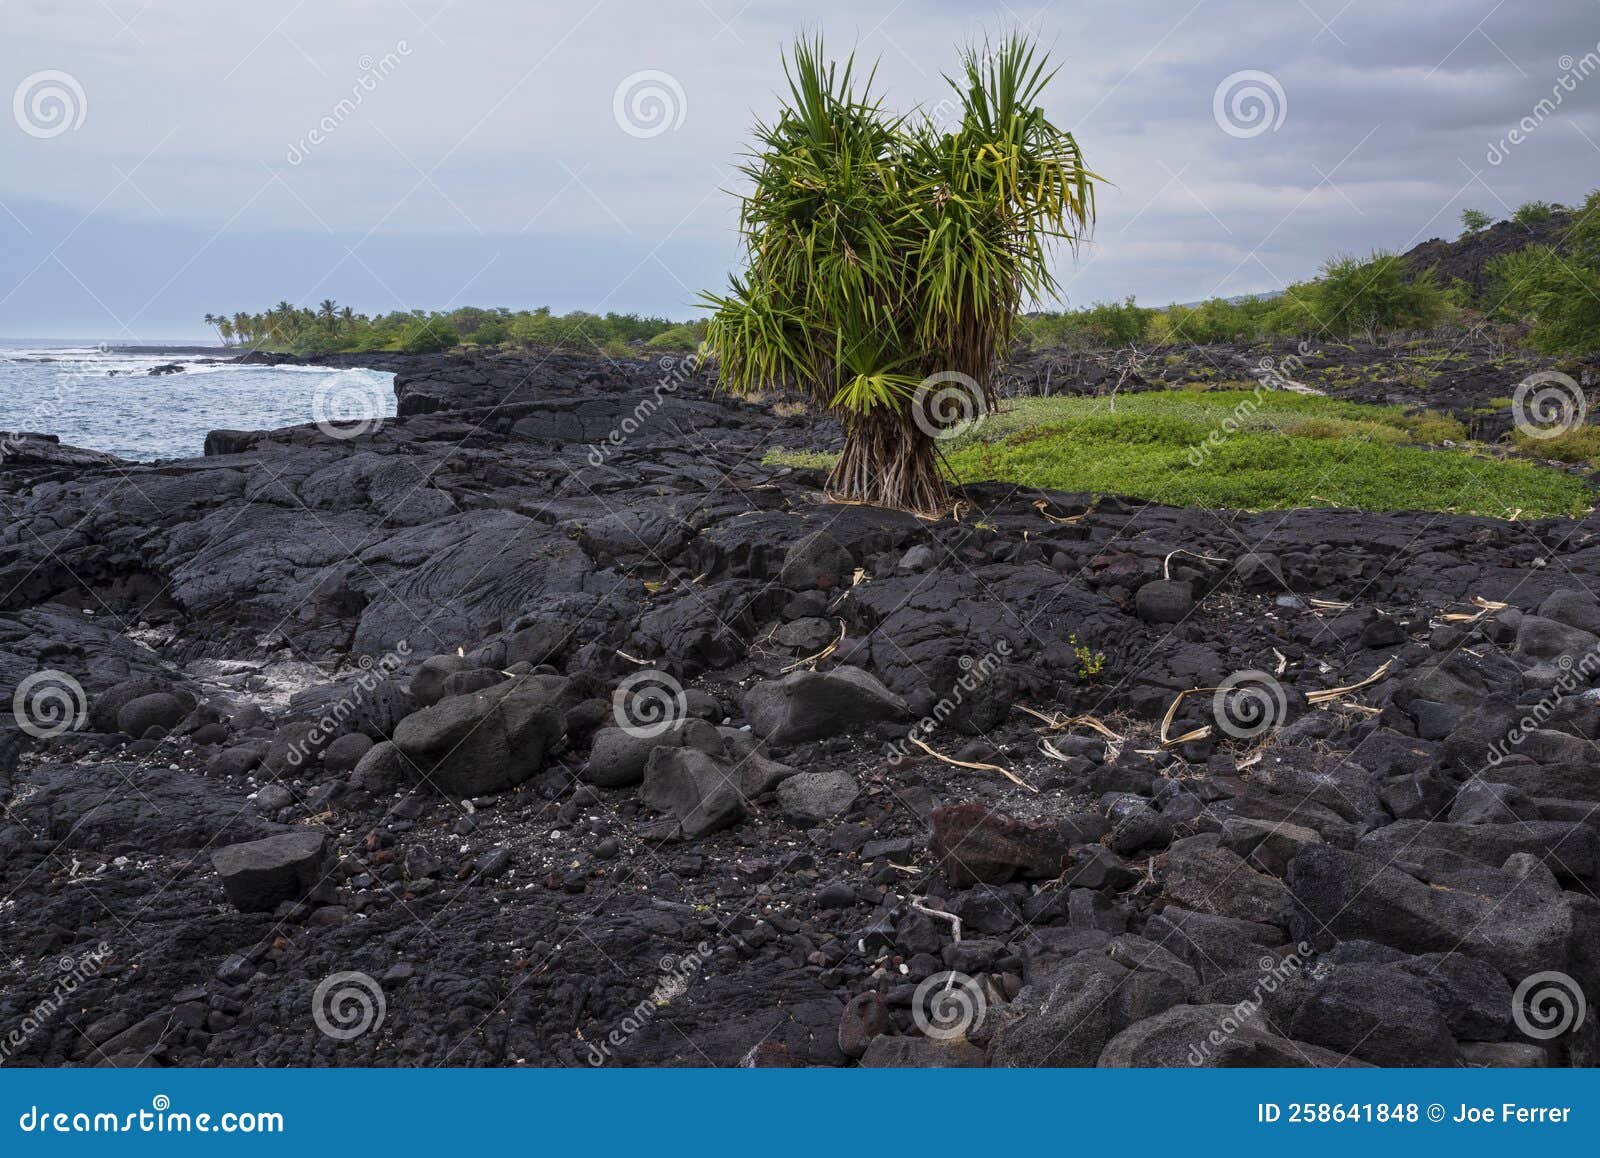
[
  {"left": 392, "top": 680, "right": 565, "bottom": 797},
  {"left": 1357, "top": 820, "right": 1600, "bottom": 889},
  {"left": 1515, "top": 614, "right": 1600, "bottom": 663},
  {"left": 1289, "top": 964, "right": 1462, "bottom": 1066},
  {"left": 1135, "top": 580, "right": 1194, "bottom": 624},
  {"left": 116, "top": 692, "right": 187, "bottom": 738},
  {"left": 439, "top": 669, "right": 509, "bottom": 700},
  {"left": 837, "top": 992, "right": 891, "bottom": 1059},
  {"left": 929, "top": 804, "right": 1070, "bottom": 886},
  {"left": 91, "top": 678, "right": 192, "bottom": 734},
  {"left": 206, "top": 745, "right": 265, "bottom": 778},
  {"left": 779, "top": 531, "right": 853, "bottom": 590},
  {"left": 350, "top": 740, "right": 408, "bottom": 793},
  {"left": 320, "top": 731, "right": 374, "bottom": 773},
  {"left": 1219, "top": 816, "right": 1322, "bottom": 870},
  {"left": 640, "top": 747, "right": 748, "bottom": 838},
  {"left": 776, "top": 770, "right": 860, "bottom": 825},
  {"left": 743, "top": 667, "right": 909, "bottom": 744},
  {"left": 409, "top": 654, "right": 473, "bottom": 708},
  {"left": 1164, "top": 841, "right": 1295, "bottom": 929},
  {"left": 1449, "top": 779, "right": 1540, "bottom": 825},
  {"left": 1399, "top": 952, "right": 1513, "bottom": 1042},
  {"left": 1098, "top": 1003, "right": 1366, "bottom": 1067},
  {"left": 1287, "top": 845, "right": 1573, "bottom": 982},
  {"left": 211, "top": 830, "right": 331, "bottom": 912},
  {"left": 583, "top": 719, "right": 721, "bottom": 789},
  {"left": 1539, "top": 589, "right": 1600, "bottom": 634},
  {"left": 1141, "top": 905, "right": 1286, "bottom": 982},
  {"left": 1101, "top": 793, "right": 1173, "bottom": 854},
  {"left": 990, "top": 958, "right": 1124, "bottom": 1067}
]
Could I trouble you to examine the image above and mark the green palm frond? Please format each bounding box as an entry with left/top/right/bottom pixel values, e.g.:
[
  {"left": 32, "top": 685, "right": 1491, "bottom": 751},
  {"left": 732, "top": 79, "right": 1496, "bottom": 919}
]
[{"left": 704, "top": 30, "right": 1100, "bottom": 509}]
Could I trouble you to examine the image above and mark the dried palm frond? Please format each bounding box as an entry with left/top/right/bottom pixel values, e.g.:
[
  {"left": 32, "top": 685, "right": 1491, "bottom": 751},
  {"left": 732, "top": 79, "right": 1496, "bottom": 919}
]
[
  {"left": 780, "top": 619, "right": 847, "bottom": 673},
  {"left": 1033, "top": 498, "right": 1091, "bottom": 524},
  {"left": 908, "top": 737, "right": 1037, "bottom": 792}
]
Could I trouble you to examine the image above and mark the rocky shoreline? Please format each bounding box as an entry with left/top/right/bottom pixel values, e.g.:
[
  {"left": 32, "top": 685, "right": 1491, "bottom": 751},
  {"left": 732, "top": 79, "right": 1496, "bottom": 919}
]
[{"left": 1, "top": 347, "right": 1597, "bottom": 1067}]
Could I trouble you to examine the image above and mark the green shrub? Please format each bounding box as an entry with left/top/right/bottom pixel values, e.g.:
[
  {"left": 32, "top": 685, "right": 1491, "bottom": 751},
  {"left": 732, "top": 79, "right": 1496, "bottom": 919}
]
[
  {"left": 1165, "top": 297, "right": 1270, "bottom": 343},
  {"left": 1406, "top": 411, "right": 1468, "bottom": 443},
  {"left": 1512, "top": 200, "right": 1558, "bottom": 227},
  {"left": 467, "top": 322, "right": 509, "bottom": 346},
  {"left": 1488, "top": 189, "right": 1600, "bottom": 354},
  {"left": 646, "top": 321, "right": 709, "bottom": 350},
  {"left": 400, "top": 319, "right": 459, "bottom": 353},
  {"left": 1083, "top": 297, "right": 1154, "bottom": 345},
  {"left": 1264, "top": 252, "right": 1450, "bottom": 338},
  {"left": 1510, "top": 424, "right": 1600, "bottom": 464}
]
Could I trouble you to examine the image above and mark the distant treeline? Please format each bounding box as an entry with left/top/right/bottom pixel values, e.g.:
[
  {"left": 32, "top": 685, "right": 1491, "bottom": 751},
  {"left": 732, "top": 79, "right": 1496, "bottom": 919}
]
[
  {"left": 203, "top": 302, "right": 707, "bottom": 356},
  {"left": 210, "top": 191, "right": 1597, "bottom": 361},
  {"left": 1019, "top": 191, "right": 1599, "bottom": 355}
]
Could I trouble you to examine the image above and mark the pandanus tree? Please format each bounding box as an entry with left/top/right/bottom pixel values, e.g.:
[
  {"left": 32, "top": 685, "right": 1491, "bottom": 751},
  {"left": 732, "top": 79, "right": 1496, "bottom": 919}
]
[{"left": 704, "top": 34, "right": 1098, "bottom": 514}]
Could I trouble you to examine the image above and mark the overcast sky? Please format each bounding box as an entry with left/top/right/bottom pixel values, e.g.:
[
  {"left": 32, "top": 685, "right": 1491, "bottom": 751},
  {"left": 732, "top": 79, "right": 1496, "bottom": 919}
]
[{"left": 3, "top": 0, "right": 1598, "bottom": 339}]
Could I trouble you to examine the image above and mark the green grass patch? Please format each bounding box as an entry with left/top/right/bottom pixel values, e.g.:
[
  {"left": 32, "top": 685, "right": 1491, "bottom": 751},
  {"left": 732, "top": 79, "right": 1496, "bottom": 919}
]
[
  {"left": 943, "top": 391, "right": 1466, "bottom": 449},
  {"left": 763, "top": 448, "right": 839, "bottom": 471},
  {"left": 1511, "top": 425, "right": 1600, "bottom": 465},
  {"left": 765, "top": 391, "right": 1592, "bottom": 517},
  {"left": 1281, "top": 417, "right": 1407, "bottom": 443}
]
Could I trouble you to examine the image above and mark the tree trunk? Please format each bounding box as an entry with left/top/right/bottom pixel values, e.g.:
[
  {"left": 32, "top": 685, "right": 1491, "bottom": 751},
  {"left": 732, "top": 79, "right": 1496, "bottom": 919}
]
[{"left": 825, "top": 409, "right": 950, "bottom": 515}]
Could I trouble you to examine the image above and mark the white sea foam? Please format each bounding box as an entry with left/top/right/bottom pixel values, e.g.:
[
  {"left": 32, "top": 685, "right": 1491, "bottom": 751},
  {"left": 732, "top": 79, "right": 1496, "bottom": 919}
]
[{"left": 0, "top": 344, "right": 397, "bottom": 460}]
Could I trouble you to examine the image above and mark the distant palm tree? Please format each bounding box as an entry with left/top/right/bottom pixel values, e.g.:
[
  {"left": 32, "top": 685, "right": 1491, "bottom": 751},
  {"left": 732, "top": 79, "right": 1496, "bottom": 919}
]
[{"left": 271, "top": 301, "right": 296, "bottom": 344}]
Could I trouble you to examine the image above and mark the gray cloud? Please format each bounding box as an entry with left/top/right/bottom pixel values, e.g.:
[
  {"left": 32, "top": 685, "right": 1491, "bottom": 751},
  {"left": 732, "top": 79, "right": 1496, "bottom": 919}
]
[{"left": 2, "top": 0, "right": 1597, "bottom": 337}]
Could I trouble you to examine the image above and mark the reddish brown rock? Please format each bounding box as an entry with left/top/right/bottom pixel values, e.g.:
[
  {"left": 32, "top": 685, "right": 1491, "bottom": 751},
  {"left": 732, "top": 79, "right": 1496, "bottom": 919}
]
[
  {"left": 930, "top": 803, "right": 1070, "bottom": 886},
  {"left": 838, "top": 990, "right": 891, "bottom": 1058}
]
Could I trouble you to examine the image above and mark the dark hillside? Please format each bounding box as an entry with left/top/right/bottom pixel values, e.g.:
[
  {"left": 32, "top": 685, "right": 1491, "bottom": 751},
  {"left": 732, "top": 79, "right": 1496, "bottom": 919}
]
[{"left": 1401, "top": 209, "right": 1574, "bottom": 298}]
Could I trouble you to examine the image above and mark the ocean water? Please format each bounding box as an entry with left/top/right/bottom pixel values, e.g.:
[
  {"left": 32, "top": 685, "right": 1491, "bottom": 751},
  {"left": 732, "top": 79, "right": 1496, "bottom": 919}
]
[{"left": 1, "top": 341, "right": 396, "bottom": 462}]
